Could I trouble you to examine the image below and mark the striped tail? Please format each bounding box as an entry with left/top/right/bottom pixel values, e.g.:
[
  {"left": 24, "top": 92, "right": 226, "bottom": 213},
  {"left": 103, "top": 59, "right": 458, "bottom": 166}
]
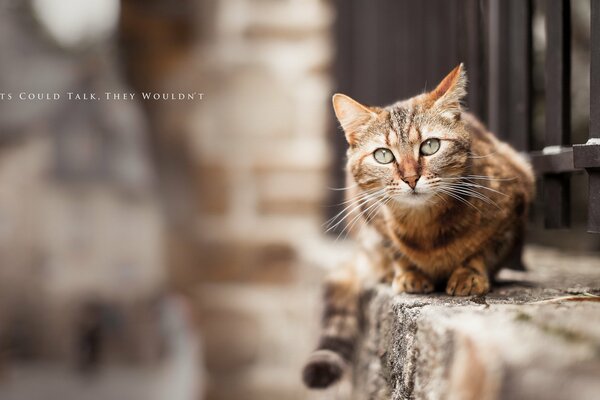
[{"left": 303, "top": 266, "right": 361, "bottom": 389}]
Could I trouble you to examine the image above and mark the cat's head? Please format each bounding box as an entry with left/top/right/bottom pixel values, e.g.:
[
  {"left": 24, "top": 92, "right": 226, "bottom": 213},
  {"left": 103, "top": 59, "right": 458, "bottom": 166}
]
[{"left": 333, "top": 64, "right": 470, "bottom": 207}]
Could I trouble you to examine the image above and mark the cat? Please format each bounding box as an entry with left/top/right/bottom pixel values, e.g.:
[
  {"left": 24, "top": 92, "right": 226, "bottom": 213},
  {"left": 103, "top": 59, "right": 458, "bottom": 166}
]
[{"left": 303, "top": 64, "right": 535, "bottom": 389}]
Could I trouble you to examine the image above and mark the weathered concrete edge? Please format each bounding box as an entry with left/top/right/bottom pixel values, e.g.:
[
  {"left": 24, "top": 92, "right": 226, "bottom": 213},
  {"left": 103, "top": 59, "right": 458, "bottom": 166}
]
[{"left": 353, "top": 286, "right": 600, "bottom": 400}]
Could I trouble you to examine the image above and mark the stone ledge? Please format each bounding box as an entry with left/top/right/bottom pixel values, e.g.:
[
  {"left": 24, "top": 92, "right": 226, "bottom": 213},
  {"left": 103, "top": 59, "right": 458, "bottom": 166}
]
[{"left": 353, "top": 246, "right": 600, "bottom": 400}]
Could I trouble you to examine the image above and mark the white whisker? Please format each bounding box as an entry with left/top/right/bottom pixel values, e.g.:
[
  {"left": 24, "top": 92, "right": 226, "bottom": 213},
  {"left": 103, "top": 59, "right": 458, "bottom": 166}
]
[
  {"left": 325, "top": 189, "right": 385, "bottom": 233},
  {"left": 434, "top": 187, "right": 483, "bottom": 213},
  {"left": 333, "top": 187, "right": 383, "bottom": 206},
  {"left": 339, "top": 196, "right": 391, "bottom": 241},
  {"left": 323, "top": 188, "right": 382, "bottom": 225},
  {"left": 467, "top": 151, "right": 499, "bottom": 159},
  {"left": 337, "top": 196, "right": 386, "bottom": 240},
  {"left": 439, "top": 186, "right": 501, "bottom": 209},
  {"left": 434, "top": 182, "right": 503, "bottom": 209},
  {"left": 327, "top": 183, "right": 359, "bottom": 191}
]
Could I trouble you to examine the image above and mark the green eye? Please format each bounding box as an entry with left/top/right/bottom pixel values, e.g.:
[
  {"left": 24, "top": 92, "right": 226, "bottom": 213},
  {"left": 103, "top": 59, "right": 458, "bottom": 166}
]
[
  {"left": 373, "top": 148, "right": 395, "bottom": 164},
  {"left": 420, "top": 138, "right": 441, "bottom": 156}
]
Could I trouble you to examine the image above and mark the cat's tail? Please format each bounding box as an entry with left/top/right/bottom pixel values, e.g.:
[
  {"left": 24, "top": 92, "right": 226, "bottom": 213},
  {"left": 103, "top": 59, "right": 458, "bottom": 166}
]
[{"left": 302, "top": 264, "right": 361, "bottom": 389}]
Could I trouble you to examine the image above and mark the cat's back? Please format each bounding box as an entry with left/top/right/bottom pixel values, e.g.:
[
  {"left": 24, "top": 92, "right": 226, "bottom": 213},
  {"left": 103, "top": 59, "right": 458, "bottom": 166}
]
[{"left": 462, "top": 111, "right": 535, "bottom": 201}]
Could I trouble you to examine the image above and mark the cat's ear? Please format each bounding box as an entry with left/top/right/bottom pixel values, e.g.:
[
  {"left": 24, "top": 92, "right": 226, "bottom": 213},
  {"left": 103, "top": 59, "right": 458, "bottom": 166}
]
[
  {"left": 332, "top": 93, "right": 377, "bottom": 145},
  {"left": 427, "top": 63, "right": 467, "bottom": 119}
]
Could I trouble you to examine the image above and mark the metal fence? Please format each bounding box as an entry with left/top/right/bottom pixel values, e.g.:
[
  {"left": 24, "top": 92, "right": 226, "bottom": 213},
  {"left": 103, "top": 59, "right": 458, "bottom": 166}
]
[{"left": 332, "top": 0, "right": 600, "bottom": 234}]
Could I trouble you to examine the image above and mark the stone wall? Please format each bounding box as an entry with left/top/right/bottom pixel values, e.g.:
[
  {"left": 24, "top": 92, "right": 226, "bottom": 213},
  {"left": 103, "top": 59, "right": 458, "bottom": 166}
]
[
  {"left": 150, "top": 0, "right": 341, "bottom": 398},
  {"left": 0, "top": 0, "right": 342, "bottom": 397},
  {"left": 189, "top": 1, "right": 338, "bottom": 398},
  {"left": 353, "top": 246, "right": 600, "bottom": 400},
  {"left": 0, "top": 0, "right": 167, "bottom": 366}
]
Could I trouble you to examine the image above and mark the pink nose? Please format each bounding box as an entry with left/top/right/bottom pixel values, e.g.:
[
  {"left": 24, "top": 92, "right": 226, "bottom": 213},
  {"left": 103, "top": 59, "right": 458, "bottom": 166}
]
[{"left": 402, "top": 175, "right": 420, "bottom": 190}]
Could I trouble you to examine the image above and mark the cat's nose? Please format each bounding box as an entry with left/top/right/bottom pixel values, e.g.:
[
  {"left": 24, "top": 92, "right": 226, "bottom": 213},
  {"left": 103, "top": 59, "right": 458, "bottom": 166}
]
[{"left": 402, "top": 175, "right": 420, "bottom": 190}]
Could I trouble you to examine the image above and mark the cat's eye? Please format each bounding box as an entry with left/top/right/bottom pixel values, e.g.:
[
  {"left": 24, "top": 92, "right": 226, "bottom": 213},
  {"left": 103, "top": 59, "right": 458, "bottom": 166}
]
[
  {"left": 373, "top": 148, "right": 395, "bottom": 164},
  {"left": 420, "top": 138, "right": 441, "bottom": 156}
]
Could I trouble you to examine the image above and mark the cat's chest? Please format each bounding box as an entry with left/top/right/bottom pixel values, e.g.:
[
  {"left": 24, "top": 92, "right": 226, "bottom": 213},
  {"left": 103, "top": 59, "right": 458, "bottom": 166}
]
[{"left": 376, "top": 209, "right": 483, "bottom": 269}]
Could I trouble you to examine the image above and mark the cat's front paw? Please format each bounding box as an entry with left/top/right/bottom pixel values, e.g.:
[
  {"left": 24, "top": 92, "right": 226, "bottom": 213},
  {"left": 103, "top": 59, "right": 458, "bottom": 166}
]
[
  {"left": 446, "top": 267, "right": 490, "bottom": 296},
  {"left": 392, "top": 270, "right": 434, "bottom": 294}
]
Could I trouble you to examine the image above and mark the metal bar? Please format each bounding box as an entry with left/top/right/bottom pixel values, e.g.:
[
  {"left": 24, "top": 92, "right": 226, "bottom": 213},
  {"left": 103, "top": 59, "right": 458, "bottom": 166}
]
[
  {"left": 591, "top": 0, "right": 600, "bottom": 141},
  {"left": 531, "top": 148, "right": 577, "bottom": 174},
  {"left": 542, "top": 0, "right": 571, "bottom": 229},
  {"left": 572, "top": 0, "right": 600, "bottom": 232},
  {"left": 545, "top": 0, "right": 571, "bottom": 147},
  {"left": 573, "top": 144, "right": 600, "bottom": 168},
  {"left": 487, "top": 0, "right": 509, "bottom": 140},
  {"left": 543, "top": 175, "right": 570, "bottom": 228},
  {"left": 464, "top": 0, "right": 487, "bottom": 121},
  {"left": 590, "top": 0, "right": 600, "bottom": 233},
  {"left": 589, "top": 173, "right": 600, "bottom": 233},
  {"left": 508, "top": 0, "right": 532, "bottom": 151},
  {"left": 487, "top": 0, "right": 531, "bottom": 151}
]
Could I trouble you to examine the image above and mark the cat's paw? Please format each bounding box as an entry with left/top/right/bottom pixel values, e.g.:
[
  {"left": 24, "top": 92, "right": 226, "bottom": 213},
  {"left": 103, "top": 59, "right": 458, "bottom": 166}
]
[
  {"left": 446, "top": 267, "right": 490, "bottom": 296},
  {"left": 392, "top": 270, "right": 434, "bottom": 294}
]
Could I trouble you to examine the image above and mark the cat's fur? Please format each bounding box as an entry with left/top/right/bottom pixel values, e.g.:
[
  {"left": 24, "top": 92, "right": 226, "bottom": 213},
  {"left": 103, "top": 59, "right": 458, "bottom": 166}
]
[{"left": 303, "top": 64, "right": 535, "bottom": 389}]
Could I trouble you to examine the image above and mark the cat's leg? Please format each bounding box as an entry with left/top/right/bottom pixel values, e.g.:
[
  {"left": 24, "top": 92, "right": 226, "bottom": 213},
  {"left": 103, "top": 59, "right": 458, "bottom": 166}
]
[
  {"left": 392, "top": 258, "right": 434, "bottom": 294},
  {"left": 446, "top": 255, "right": 490, "bottom": 296}
]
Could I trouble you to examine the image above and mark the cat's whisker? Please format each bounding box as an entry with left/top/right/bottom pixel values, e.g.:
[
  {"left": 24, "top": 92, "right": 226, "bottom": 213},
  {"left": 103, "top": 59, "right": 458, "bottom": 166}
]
[
  {"left": 432, "top": 192, "right": 449, "bottom": 205},
  {"left": 336, "top": 195, "right": 387, "bottom": 241},
  {"left": 436, "top": 182, "right": 498, "bottom": 198},
  {"left": 439, "top": 175, "right": 516, "bottom": 183},
  {"left": 324, "top": 197, "right": 373, "bottom": 232},
  {"left": 325, "top": 198, "right": 376, "bottom": 233},
  {"left": 344, "top": 195, "right": 388, "bottom": 232},
  {"left": 344, "top": 196, "right": 392, "bottom": 241},
  {"left": 325, "top": 190, "right": 386, "bottom": 233},
  {"left": 440, "top": 175, "right": 517, "bottom": 182},
  {"left": 464, "top": 175, "right": 517, "bottom": 181},
  {"left": 327, "top": 183, "right": 360, "bottom": 191},
  {"left": 328, "top": 187, "right": 382, "bottom": 208},
  {"left": 458, "top": 182, "right": 509, "bottom": 197},
  {"left": 439, "top": 190, "right": 483, "bottom": 214},
  {"left": 324, "top": 197, "right": 368, "bottom": 228},
  {"left": 323, "top": 188, "right": 384, "bottom": 227},
  {"left": 436, "top": 177, "right": 510, "bottom": 205},
  {"left": 436, "top": 183, "right": 503, "bottom": 207},
  {"left": 434, "top": 183, "right": 501, "bottom": 209},
  {"left": 350, "top": 195, "right": 391, "bottom": 237},
  {"left": 451, "top": 189, "right": 501, "bottom": 209},
  {"left": 434, "top": 187, "right": 483, "bottom": 213},
  {"left": 365, "top": 196, "right": 391, "bottom": 223},
  {"left": 467, "top": 151, "right": 499, "bottom": 159},
  {"left": 334, "top": 187, "right": 383, "bottom": 205}
]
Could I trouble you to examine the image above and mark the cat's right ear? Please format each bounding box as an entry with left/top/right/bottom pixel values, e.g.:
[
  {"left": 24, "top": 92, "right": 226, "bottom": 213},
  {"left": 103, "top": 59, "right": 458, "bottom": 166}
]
[{"left": 332, "top": 93, "right": 376, "bottom": 145}]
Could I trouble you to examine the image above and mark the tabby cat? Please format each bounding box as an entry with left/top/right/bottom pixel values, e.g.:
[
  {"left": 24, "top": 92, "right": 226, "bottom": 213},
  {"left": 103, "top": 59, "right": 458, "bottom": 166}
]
[{"left": 303, "top": 64, "right": 535, "bottom": 389}]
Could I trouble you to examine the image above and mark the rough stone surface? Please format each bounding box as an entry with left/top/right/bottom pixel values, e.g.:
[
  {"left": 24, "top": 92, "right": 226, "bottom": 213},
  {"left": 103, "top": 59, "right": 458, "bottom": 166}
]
[{"left": 353, "top": 246, "right": 600, "bottom": 400}]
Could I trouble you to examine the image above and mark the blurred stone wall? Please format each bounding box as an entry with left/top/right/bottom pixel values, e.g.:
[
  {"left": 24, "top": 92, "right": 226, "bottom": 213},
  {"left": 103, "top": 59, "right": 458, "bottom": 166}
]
[
  {"left": 184, "top": 1, "right": 337, "bottom": 398},
  {"left": 119, "top": 0, "right": 340, "bottom": 399},
  {"left": 185, "top": 0, "right": 336, "bottom": 280},
  {"left": 0, "top": 0, "right": 166, "bottom": 367}
]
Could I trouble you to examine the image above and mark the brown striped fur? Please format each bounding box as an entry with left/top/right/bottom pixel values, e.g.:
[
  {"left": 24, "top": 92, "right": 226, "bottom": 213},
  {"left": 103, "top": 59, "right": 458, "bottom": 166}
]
[{"left": 303, "top": 64, "right": 535, "bottom": 389}]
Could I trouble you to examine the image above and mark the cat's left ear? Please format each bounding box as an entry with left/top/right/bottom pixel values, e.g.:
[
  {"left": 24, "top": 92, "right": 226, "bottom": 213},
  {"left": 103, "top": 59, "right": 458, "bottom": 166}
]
[
  {"left": 427, "top": 63, "right": 467, "bottom": 119},
  {"left": 332, "top": 93, "right": 378, "bottom": 145}
]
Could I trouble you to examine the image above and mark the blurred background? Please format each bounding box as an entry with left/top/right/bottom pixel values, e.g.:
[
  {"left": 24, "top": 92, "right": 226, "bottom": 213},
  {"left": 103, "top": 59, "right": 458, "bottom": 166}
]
[
  {"left": 0, "top": 0, "right": 337, "bottom": 399},
  {"left": 0, "top": 0, "right": 597, "bottom": 400}
]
